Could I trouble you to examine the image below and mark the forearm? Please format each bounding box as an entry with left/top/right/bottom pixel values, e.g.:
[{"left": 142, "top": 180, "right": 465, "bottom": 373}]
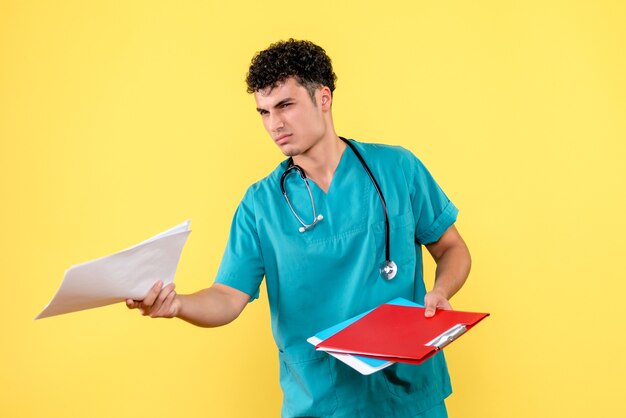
[
  {"left": 176, "top": 284, "right": 247, "bottom": 328},
  {"left": 431, "top": 244, "right": 471, "bottom": 300}
]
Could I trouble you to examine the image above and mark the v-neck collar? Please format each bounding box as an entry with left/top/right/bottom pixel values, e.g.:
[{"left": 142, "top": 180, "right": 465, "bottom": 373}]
[{"left": 306, "top": 143, "right": 352, "bottom": 196}]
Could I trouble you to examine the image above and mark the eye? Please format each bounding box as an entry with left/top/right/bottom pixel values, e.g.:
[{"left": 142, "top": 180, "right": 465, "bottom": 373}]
[{"left": 280, "top": 103, "right": 292, "bottom": 109}]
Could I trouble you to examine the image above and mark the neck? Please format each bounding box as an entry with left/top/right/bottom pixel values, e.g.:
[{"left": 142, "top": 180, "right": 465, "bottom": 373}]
[{"left": 293, "top": 134, "right": 346, "bottom": 193}]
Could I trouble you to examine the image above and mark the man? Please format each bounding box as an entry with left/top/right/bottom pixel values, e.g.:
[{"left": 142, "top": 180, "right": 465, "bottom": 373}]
[{"left": 128, "top": 39, "right": 471, "bottom": 417}]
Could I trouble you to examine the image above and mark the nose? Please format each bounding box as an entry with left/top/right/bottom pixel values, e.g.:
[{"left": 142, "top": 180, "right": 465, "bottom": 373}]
[{"left": 268, "top": 112, "right": 284, "bottom": 132}]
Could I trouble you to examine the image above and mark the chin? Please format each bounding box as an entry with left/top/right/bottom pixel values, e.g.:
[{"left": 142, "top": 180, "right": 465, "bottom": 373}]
[{"left": 280, "top": 146, "right": 301, "bottom": 157}]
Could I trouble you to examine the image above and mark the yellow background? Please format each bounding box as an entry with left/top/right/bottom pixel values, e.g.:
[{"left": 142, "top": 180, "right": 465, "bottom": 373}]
[{"left": 1, "top": 1, "right": 625, "bottom": 416}]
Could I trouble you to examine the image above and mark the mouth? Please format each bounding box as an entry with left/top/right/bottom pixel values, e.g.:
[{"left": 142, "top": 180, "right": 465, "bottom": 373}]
[{"left": 275, "top": 134, "right": 292, "bottom": 145}]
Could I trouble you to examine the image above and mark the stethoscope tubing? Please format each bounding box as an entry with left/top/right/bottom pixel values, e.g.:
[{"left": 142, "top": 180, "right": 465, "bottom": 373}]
[
  {"left": 341, "top": 137, "right": 391, "bottom": 263},
  {"left": 280, "top": 165, "right": 323, "bottom": 233},
  {"left": 280, "top": 137, "right": 392, "bottom": 267}
]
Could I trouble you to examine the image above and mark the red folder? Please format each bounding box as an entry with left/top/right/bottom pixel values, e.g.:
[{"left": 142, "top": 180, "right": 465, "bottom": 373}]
[{"left": 315, "top": 303, "right": 489, "bottom": 364}]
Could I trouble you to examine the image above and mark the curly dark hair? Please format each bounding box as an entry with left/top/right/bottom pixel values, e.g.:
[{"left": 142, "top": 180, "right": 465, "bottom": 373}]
[{"left": 246, "top": 39, "right": 337, "bottom": 100}]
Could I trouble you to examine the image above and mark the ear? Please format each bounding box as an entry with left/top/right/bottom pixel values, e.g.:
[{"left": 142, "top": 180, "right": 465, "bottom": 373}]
[{"left": 320, "top": 86, "right": 332, "bottom": 111}]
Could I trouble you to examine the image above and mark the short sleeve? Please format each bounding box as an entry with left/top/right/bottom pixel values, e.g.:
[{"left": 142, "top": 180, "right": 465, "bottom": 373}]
[
  {"left": 408, "top": 153, "right": 459, "bottom": 245},
  {"left": 214, "top": 188, "right": 265, "bottom": 301}
]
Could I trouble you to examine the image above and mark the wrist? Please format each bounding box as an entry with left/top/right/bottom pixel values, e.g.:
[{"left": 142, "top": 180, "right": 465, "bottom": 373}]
[
  {"left": 173, "top": 294, "right": 184, "bottom": 318},
  {"left": 429, "top": 286, "right": 450, "bottom": 300}
]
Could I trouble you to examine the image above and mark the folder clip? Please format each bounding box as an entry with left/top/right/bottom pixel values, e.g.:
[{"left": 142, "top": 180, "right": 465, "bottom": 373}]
[{"left": 426, "top": 324, "right": 468, "bottom": 350}]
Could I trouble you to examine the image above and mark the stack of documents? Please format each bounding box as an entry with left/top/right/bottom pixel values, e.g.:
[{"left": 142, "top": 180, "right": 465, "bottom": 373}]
[
  {"left": 36, "top": 221, "right": 191, "bottom": 319},
  {"left": 308, "top": 298, "right": 489, "bottom": 375}
]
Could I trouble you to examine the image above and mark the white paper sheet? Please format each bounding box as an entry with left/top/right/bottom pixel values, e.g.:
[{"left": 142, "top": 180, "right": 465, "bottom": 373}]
[
  {"left": 306, "top": 336, "right": 393, "bottom": 375},
  {"left": 36, "top": 220, "right": 192, "bottom": 319}
]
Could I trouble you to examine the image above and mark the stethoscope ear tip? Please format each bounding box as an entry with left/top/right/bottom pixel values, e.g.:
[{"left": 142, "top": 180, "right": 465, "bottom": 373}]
[{"left": 298, "top": 214, "right": 323, "bottom": 233}]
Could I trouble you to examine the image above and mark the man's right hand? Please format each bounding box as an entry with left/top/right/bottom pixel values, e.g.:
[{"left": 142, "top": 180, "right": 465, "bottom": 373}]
[
  {"left": 126, "top": 281, "right": 249, "bottom": 327},
  {"left": 126, "top": 280, "right": 180, "bottom": 318}
]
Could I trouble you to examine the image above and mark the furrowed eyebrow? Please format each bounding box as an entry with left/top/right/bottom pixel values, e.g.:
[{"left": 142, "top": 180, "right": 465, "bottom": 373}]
[
  {"left": 274, "top": 98, "right": 294, "bottom": 108},
  {"left": 256, "top": 97, "right": 295, "bottom": 114}
]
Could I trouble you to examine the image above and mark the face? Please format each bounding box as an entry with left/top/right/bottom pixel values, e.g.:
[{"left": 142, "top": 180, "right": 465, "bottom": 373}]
[{"left": 254, "top": 77, "right": 330, "bottom": 157}]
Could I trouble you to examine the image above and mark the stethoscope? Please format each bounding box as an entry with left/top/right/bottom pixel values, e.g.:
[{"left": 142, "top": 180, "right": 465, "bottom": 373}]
[{"left": 279, "top": 137, "right": 398, "bottom": 280}]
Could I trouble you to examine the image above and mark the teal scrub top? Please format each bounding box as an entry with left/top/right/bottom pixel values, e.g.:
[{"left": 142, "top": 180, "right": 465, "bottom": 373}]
[{"left": 215, "top": 139, "right": 458, "bottom": 418}]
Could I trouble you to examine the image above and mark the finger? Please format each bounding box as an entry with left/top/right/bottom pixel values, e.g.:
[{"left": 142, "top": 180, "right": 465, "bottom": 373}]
[
  {"left": 126, "top": 299, "right": 144, "bottom": 310},
  {"left": 156, "top": 290, "right": 177, "bottom": 318},
  {"left": 142, "top": 280, "right": 163, "bottom": 307},
  {"left": 165, "top": 291, "right": 177, "bottom": 316},
  {"left": 150, "top": 283, "right": 175, "bottom": 317}
]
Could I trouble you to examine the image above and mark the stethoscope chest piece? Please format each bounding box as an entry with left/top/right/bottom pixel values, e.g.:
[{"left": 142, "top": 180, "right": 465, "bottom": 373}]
[{"left": 380, "top": 260, "right": 398, "bottom": 280}]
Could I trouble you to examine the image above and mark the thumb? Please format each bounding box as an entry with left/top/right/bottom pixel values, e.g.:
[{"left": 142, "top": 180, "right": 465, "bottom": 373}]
[{"left": 424, "top": 298, "right": 437, "bottom": 318}]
